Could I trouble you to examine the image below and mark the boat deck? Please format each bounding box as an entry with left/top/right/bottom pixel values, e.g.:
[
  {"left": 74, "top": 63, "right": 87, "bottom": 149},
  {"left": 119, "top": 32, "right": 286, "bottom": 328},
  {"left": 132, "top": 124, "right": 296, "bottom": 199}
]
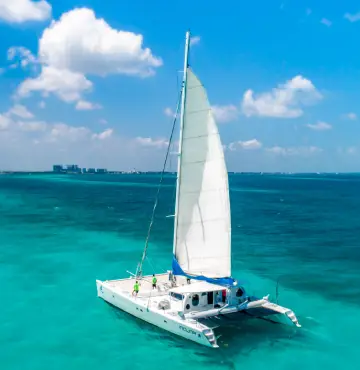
[
  {"left": 99, "top": 273, "right": 300, "bottom": 328},
  {"left": 100, "top": 273, "right": 227, "bottom": 314},
  {"left": 102, "top": 273, "right": 197, "bottom": 297}
]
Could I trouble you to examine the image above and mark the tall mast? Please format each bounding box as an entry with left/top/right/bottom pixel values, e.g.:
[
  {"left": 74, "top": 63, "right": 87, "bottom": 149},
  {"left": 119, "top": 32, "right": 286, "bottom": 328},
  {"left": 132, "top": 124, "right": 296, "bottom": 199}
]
[{"left": 173, "top": 30, "right": 191, "bottom": 256}]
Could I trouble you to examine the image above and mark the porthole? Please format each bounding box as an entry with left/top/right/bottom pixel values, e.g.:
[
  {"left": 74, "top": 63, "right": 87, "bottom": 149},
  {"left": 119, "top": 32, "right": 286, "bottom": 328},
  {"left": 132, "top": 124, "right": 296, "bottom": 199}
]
[
  {"left": 236, "top": 288, "right": 244, "bottom": 297},
  {"left": 192, "top": 294, "right": 199, "bottom": 306}
]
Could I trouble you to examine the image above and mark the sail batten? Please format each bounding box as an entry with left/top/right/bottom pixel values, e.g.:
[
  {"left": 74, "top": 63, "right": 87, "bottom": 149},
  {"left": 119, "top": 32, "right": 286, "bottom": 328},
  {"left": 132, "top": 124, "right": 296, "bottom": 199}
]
[{"left": 174, "top": 68, "right": 231, "bottom": 278}]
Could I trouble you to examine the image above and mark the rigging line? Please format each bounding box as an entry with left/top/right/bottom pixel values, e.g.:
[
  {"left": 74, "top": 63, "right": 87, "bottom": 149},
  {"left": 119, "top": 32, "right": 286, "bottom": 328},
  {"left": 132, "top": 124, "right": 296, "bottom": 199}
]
[
  {"left": 145, "top": 257, "right": 168, "bottom": 285},
  {"left": 146, "top": 256, "right": 162, "bottom": 274},
  {"left": 136, "top": 88, "right": 183, "bottom": 278}
]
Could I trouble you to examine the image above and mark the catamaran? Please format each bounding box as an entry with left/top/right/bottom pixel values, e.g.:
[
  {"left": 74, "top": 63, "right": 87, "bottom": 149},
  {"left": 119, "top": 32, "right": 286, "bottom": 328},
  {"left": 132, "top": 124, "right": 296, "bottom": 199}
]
[{"left": 96, "top": 31, "right": 300, "bottom": 348}]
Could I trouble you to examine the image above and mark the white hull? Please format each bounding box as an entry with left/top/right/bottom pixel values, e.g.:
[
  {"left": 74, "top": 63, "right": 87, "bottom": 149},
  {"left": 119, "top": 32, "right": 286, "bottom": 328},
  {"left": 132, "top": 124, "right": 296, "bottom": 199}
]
[
  {"left": 96, "top": 276, "right": 218, "bottom": 348},
  {"left": 96, "top": 274, "right": 300, "bottom": 348}
]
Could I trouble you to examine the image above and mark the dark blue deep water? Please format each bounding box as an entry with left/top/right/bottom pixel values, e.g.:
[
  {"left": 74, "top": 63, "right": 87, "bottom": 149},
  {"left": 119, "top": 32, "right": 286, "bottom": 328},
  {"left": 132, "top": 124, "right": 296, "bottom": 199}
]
[{"left": 1, "top": 173, "right": 360, "bottom": 369}]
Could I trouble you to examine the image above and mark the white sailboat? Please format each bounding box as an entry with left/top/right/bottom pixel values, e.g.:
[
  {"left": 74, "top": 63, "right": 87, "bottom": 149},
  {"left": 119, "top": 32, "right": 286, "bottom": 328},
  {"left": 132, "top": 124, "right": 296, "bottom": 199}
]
[{"left": 96, "top": 31, "right": 300, "bottom": 348}]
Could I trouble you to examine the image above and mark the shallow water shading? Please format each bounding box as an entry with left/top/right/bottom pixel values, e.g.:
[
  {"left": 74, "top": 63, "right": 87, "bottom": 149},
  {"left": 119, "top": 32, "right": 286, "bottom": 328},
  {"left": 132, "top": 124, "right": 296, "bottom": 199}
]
[{"left": 1, "top": 173, "right": 360, "bottom": 369}]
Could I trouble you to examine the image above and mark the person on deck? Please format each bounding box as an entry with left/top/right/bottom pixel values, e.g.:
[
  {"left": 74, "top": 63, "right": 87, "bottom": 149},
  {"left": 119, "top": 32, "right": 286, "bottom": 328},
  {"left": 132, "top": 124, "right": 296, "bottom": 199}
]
[
  {"left": 222, "top": 289, "right": 226, "bottom": 303},
  {"left": 133, "top": 281, "right": 139, "bottom": 296},
  {"left": 169, "top": 271, "right": 177, "bottom": 287},
  {"left": 152, "top": 274, "right": 157, "bottom": 289},
  {"left": 216, "top": 292, "right": 221, "bottom": 303}
]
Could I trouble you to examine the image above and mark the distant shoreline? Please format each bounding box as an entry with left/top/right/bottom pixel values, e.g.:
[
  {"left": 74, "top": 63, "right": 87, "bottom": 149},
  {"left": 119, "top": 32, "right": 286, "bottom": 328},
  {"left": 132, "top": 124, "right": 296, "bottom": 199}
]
[
  {"left": 0, "top": 171, "right": 356, "bottom": 175},
  {"left": 0, "top": 171, "right": 173, "bottom": 175}
]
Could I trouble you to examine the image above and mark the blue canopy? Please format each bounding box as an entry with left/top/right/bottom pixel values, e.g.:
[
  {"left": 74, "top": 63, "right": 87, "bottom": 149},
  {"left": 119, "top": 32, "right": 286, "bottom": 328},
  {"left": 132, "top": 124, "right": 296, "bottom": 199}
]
[{"left": 172, "top": 256, "right": 237, "bottom": 287}]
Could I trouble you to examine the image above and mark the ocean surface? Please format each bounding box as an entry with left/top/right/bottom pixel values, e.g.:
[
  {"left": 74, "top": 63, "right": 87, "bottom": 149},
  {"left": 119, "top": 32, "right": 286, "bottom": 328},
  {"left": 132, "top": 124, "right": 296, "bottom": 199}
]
[{"left": 1, "top": 173, "right": 360, "bottom": 370}]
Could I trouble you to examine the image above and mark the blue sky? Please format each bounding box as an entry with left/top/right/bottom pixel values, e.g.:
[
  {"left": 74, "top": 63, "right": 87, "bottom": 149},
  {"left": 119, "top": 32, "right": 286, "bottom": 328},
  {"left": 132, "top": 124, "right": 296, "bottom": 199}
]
[{"left": 1, "top": 0, "right": 360, "bottom": 172}]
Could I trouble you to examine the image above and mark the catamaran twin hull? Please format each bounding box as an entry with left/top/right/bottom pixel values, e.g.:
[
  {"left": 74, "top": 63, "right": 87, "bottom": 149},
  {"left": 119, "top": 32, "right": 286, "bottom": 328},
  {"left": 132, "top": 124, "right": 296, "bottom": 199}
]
[{"left": 96, "top": 274, "right": 300, "bottom": 348}]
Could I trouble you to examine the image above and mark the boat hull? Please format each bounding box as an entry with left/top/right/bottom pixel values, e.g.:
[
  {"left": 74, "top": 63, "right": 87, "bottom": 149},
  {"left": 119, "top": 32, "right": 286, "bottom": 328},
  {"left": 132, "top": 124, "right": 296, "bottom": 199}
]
[
  {"left": 96, "top": 279, "right": 217, "bottom": 348},
  {"left": 96, "top": 275, "right": 300, "bottom": 348}
]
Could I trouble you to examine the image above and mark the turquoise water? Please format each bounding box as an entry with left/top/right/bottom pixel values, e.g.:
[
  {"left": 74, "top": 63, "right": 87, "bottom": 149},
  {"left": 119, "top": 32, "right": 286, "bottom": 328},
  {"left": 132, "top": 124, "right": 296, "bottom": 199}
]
[{"left": 1, "top": 173, "right": 360, "bottom": 369}]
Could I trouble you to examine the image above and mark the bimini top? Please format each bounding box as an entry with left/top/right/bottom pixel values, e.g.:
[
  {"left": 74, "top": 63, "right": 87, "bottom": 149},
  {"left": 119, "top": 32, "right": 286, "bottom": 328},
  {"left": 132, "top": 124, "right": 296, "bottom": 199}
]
[{"left": 169, "top": 281, "right": 226, "bottom": 294}]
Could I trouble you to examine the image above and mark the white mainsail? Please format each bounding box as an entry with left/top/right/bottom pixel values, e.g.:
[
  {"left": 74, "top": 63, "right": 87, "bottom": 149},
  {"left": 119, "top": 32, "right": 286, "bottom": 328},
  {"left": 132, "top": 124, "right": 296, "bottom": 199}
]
[{"left": 174, "top": 67, "right": 231, "bottom": 278}]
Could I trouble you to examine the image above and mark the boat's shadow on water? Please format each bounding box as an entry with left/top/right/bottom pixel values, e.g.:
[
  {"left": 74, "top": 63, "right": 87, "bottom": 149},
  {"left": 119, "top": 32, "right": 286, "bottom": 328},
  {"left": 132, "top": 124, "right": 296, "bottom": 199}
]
[{"left": 106, "top": 303, "right": 328, "bottom": 368}]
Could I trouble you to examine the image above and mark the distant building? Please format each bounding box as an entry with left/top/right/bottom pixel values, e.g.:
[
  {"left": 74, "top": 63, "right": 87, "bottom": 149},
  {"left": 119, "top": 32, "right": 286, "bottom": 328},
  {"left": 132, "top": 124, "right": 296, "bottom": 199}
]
[
  {"left": 66, "top": 164, "right": 80, "bottom": 173},
  {"left": 53, "top": 165, "right": 63, "bottom": 173},
  {"left": 96, "top": 168, "right": 108, "bottom": 174},
  {"left": 52, "top": 164, "right": 110, "bottom": 174}
]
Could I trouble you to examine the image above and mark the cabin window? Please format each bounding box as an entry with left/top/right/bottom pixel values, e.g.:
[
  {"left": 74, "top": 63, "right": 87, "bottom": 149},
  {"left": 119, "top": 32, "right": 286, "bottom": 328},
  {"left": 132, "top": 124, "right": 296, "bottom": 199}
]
[
  {"left": 170, "top": 292, "right": 184, "bottom": 300},
  {"left": 192, "top": 294, "right": 199, "bottom": 306}
]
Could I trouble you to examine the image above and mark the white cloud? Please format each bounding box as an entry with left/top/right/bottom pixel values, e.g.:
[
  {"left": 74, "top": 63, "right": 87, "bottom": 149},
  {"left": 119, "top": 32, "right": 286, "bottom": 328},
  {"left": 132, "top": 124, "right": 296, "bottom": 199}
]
[
  {"left": 0, "top": 114, "right": 11, "bottom": 130},
  {"left": 228, "top": 143, "right": 236, "bottom": 151},
  {"left": 1, "top": 108, "right": 92, "bottom": 137},
  {"left": 0, "top": 109, "right": 46, "bottom": 132},
  {"left": 344, "top": 112, "right": 357, "bottom": 120},
  {"left": 17, "top": 66, "right": 93, "bottom": 102},
  {"left": 228, "top": 139, "right": 262, "bottom": 151},
  {"left": 164, "top": 107, "right": 176, "bottom": 118},
  {"left": 337, "top": 146, "right": 358, "bottom": 155},
  {"left": 92, "top": 128, "right": 113, "bottom": 140},
  {"left": 7, "top": 46, "right": 37, "bottom": 68},
  {"left": 211, "top": 105, "right": 238, "bottom": 123},
  {"left": 0, "top": 108, "right": 173, "bottom": 171},
  {"left": 39, "top": 8, "right": 162, "bottom": 77},
  {"left": 18, "top": 120, "right": 47, "bottom": 131},
  {"left": 266, "top": 146, "right": 323, "bottom": 156},
  {"left": 242, "top": 75, "right": 322, "bottom": 118},
  {"left": 99, "top": 119, "right": 107, "bottom": 125},
  {"left": 0, "top": 0, "right": 51, "bottom": 23},
  {"left": 15, "top": 7, "right": 162, "bottom": 105},
  {"left": 239, "top": 139, "right": 262, "bottom": 150},
  {"left": 39, "top": 101, "right": 46, "bottom": 109},
  {"left": 135, "top": 136, "right": 169, "bottom": 148},
  {"left": 306, "top": 8, "right": 312, "bottom": 16},
  {"left": 344, "top": 12, "right": 360, "bottom": 22},
  {"left": 347, "top": 147, "right": 357, "bottom": 155},
  {"left": 190, "top": 36, "right": 201, "bottom": 46},
  {"left": 321, "top": 18, "right": 332, "bottom": 27},
  {"left": 2, "top": 110, "right": 111, "bottom": 141},
  {"left": 8, "top": 104, "right": 34, "bottom": 119},
  {"left": 48, "top": 123, "right": 91, "bottom": 142},
  {"left": 306, "top": 121, "right": 332, "bottom": 131},
  {"left": 75, "top": 100, "right": 101, "bottom": 111}
]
